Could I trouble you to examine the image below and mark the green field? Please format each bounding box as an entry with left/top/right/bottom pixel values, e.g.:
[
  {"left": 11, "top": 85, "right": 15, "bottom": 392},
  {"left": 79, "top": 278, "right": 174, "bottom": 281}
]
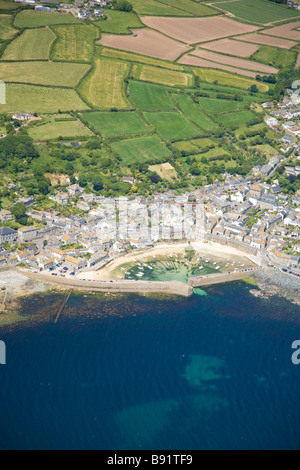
[
  {"left": 251, "top": 45, "right": 296, "bottom": 68},
  {"left": 139, "top": 65, "right": 190, "bottom": 87},
  {"left": 81, "top": 111, "right": 150, "bottom": 138},
  {"left": 99, "top": 47, "right": 184, "bottom": 71},
  {"left": 172, "top": 94, "right": 218, "bottom": 132},
  {"left": 0, "top": 14, "right": 17, "bottom": 41},
  {"left": 0, "top": 1, "right": 18, "bottom": 10},
  {"left": 111, "top": 135, "right": 171, "bottom": 164},
  {"left": 52, "top": 24, "right": 98, "bottom": 63},
  {"left": 28, "top": 116, "right": 93, "bottom": 141},
  {"left": 2, "top": 27, "right": 56, "bottom": 61},
  {"left": 0, "top": 83, "right": 89, "bottom": 113},
  {"left": 215, "top": 110, "right": 255, "bottom": 128},
  {"left": 95, "top": 10, "right": 143, "bottom": 34},
  {"left": 0, "top": 61, "right": 89, "bottom": 87},
  {"left": 144, "top": 111, "right": 200, "bottom": 140},
  {"left": 130, "top": 0, "right": 217, "bottom": 16},
  {"left": 14, "top": 10, "right": 81, "bottom": 28},
  {"left": 128, "top": 81, "right": 175, "bottom": 111},
  {"left": 79, "top": 57, "right": 129, "bottom": 109},
  {"left": 197, "top": 96, "right": 246, "bottom": 115},
  {"left": 213, "top": 0, "right": 300, "bottom": 24},
  {"left": 192, "top": 67, "right": 269, "bottom": 92}
]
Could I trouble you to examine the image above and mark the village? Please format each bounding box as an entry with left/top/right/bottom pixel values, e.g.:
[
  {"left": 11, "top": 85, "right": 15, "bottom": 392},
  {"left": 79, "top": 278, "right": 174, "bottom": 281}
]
[{"left": 0, "top": 83, "right": 300, "bottom": 280}]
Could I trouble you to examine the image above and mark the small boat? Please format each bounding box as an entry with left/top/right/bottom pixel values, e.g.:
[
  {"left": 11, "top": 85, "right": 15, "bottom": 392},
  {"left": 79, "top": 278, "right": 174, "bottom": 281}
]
[
  {"left": 136, "top": 272, "right": 144, "bottom": 277},
  {"left": 213, "top": 262, "right": 217, "bottom": 265},
  {"left": 206, "top": 259, "right": 210, "bottom": 263},
  {"left": 199, "top": 266, "right": 203, "bottom": 270},
  {"left": 215, "top": 266, "right": 220, "bottom": 270},
  {"left": 125, "top": 271, "right": 131, "bottom": 275}
]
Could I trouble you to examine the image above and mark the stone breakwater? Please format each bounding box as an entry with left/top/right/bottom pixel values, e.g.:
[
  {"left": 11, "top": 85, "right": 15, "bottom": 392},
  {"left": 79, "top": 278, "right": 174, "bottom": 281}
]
[
  {"left": 22, "top": 271, "right": 194, "bottom": 297},
  {"left": 188, "top": 268, "right": 262, "bottom": 287}
]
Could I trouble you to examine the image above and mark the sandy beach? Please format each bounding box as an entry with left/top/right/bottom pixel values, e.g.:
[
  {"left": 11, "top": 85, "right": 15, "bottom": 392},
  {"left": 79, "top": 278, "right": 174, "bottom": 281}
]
[{"left": 77, "top": 240, "right": 258, "bottom": 281}]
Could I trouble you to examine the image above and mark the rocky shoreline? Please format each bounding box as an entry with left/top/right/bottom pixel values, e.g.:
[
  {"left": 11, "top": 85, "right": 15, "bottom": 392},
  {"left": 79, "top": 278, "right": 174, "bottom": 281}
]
[{"left": 251, "top": 267, "right": 300, "bottom": 306}]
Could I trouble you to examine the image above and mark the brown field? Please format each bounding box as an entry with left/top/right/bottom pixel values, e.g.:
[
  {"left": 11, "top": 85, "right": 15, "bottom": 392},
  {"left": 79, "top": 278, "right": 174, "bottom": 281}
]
[
  {"left": 235, "top": 33, "right": 296, "bottom": 49},
  {"left": 141, "top": 16, "right": 259, "bottom": 44},
  {"left": 99, "top": 30, "right": 190, "bottom": 61},
  {"left": 262, "top": 21, "right": 300, "bottom": 40},
  {"left": 297, "top": 52, "right": 300, "bottom": 67},
  {"left": 200, "top": 38, "right": 258, "bottom": 57},
  {"left": 191, "top": 49, "right": 278, "bottom": 73},
  {"left": 178, "top": 54, "right": 258, "bottom": 78},
  {"left": 148, "top": 163, "right": 177, "bottom": 181}
]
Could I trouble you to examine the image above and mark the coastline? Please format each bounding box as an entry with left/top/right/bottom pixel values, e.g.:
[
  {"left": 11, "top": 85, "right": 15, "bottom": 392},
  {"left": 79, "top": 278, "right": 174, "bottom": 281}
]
[{"left": 0, "top": 239, "right": 299, "bottom": 328}]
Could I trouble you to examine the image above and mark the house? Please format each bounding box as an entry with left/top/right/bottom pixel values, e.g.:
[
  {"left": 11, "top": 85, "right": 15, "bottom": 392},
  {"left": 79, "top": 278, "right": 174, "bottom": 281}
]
[
  {"left": 12, "top": 113, "right": 30, "bottom": 121},
  {"left": 65, "top": 255, "right": 88, "bottom": 270},
  {"left": 0, "top": 210, "right": 13, "bottom": 223},
  {"left": 249, "top": 184, "right": 265, "bottom": 199},
  {"left": 18, "top": 226, "right": 38, "bottom": 242},
  {"left": 67, "top": 184, "right": 83, "bottom": 198},
  {"left": 282, "top": 135, "right": 294, "bottom": 145},
  {"left": 122, "top": 177, "right": 135, "bottom": 185},
  {"left": 35, "top": 5, "right": 51, "bottom": 11},
  {"left": 262, "top": 102, "right": 274, "bottom": 108},
  {"left": 0, "top": 227, "right": 17, "bottom": 244}
]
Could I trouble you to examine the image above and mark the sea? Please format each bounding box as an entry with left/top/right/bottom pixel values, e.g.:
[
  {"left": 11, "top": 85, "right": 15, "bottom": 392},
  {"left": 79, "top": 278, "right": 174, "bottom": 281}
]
[{"left": 0, "top": 281, "right": 300, "bottom": 450}]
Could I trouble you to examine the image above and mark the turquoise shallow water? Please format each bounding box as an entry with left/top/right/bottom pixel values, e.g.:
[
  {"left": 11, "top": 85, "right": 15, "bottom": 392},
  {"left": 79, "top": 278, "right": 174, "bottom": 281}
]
[{"left": 0, "top": 282, "right": 300, "bottom": 450}]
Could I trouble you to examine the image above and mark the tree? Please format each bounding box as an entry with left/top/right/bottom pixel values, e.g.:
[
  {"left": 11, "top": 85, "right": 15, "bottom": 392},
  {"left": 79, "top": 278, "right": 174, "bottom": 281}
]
[
  {"left": 249, "top": 84, "right": 258, "bottom": 93},
  {"left": 78, "top": 174, "right": 88, "bottom": 188},
  {"left": 92, "top": 175, "right": 103, "bottom": 192},
  {"left": 12, "top": 202, "right": 27, "bottom": 222}
]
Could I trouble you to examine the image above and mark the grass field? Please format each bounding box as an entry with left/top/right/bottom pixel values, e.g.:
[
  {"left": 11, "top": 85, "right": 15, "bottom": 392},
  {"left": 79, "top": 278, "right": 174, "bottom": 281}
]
[
  {"left": 213, "top": 0, "right": 300, "bottom": 24},
  {"left": 0, "top": 61, "right": 89, "bottom": 87},
  {"left": 80, "top": 111, "right": 150, "bottom": 138},
  {"left": 148, "top": 162, "right": 177, "bottom": 181},
  {"left": 0, "top": 83, "right": 89, "bottom": 113},
  {"left": 192, "top": 68, "right": 269, "bottom": 92},
  {"left": 215, "top": 110, "right": 255, "bottom": 128},
  {"left": 0, "top": 14, "right": 17, "bottom": 41},
  {"left": 51, "top": 24, "right": 98, "bottom": 63},
  {"left": 28, "top": 116, "right": 93, "bottom": 141},
  {"left": 95, "top": 10, "right": 143, "bottom": 34},
  {"left": 111, "top": 135, "right": 171, "bottom": 164},
  {"left": 0, "top": 0, "right": 18, "bottom": 9},
  {"left": 172, "top": 94, "right": 219, "bottom": 132},
  {"left": 197, "top": 96, "right": 246, "bottom": 115},
  {"left": 139, "top": 65, "right": 189, "bottom": 87},
  {"left": 78, "top": 57, "right": 129, "bottom": 109},
  {"left": 130, "top": 0, "right": 217, "bottom": 16},
  {"left": 99, "top": 46, "right": 184, "bottom": 71},
  {"left": 128, "top": 81, "right": 175, "bottom": 111},
  {"left": 2, "top": 27, "right": 56, "bottom": 61},
  {"left": 251, "top": 45, "right": 297, "bottom": 68},
  {"left": 144, "top": 111, "right": 200, "bottom": 140},
  {"left": 14, "top": 11, "right": 81, "bottom": 28}
]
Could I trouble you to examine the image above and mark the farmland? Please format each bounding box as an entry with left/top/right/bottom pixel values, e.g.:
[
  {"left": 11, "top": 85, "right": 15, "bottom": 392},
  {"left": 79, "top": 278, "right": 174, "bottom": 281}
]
[
  {"left": 179, "top": 54, "right": 259, "bottom": 79},
  {"left": 0, "top": 83, "right": 88, "bottom": 113},
  {"left": 111, "top": 135, "right": 171, "bottom": 165},
  {"left": 99, "top": 29, "right": 189, "bottom": 61},
  {"left": 51, "top": 24, "right": 98, "bottom": 63},
  {"left": 80, "top": 111, "right": 150, "bottom": 138},
  {"left": 0, "top": 61, "right": 89, "bottom": 87},
  {"left": 28, "top": 115, "right": 93, "bottom": 141},
  {"left": 94, "top": 10, "right": 143, "bottom": 34},
  {"left": 236, "top": 33, "right": 296, "bottom": 49},
  {"left": 143, "top": 111, "right": 200, "bottom": 140},
  {"left": 14, "top": 10, "right": 81, "bottom": 28},
  {"left": 192, "top": 68, "right": 269, "bottom": 92},
  {"left": 172, "top": 94, "right": 219, "bottom": 132},
  {"left": 140, "top": 16, "right": 258, "bottom": 44},
  {"left": 99, "top": 47, "right": 184, "bottom": 70},
  {"left": 0, "top": 0, "right": 18, "bottom": 9},
  {"left": 215, "top": 110, "right": 256, "bottom": 128},
  {"left": 129, "top": 0, "right": 217, "bottom": 16},
  {"left": 139, "top": 65, "right": 190, "bottom": 87},
  {"left": 200, "top": 38, "right": 258, "bottom": 58},
  {"left": 251, "top": 46, "right": 297, "bottom": 68},
  {"left": 212, "top": 0, "right": 300, "bottom": 24},
  {"left": 128, "top": 81, "right": 175, "bottom": 111},
  {"left": 2, "top": 27, "right": 56, "bottom": 61},
  {"left": 78, "top": 57, "right": 129, "bottom": 109},
  {"left": 262, "top": 22, "right": 300, "bottom": 41},
  {"left": 0, "top": 14, "right": 17, "bottom": 41}
]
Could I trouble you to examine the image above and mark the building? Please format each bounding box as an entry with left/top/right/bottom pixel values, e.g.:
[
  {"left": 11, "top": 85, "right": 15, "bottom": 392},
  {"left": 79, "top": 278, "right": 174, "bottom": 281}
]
[
  {"left": 18, "top": 226, "right": 38, "bottom": 242},
  {"left": 0, "top": 210, "right": 13, "bottom": 223},
  {"left": 35, "top": 5, "right": 51, "bottom": 11},
  {"left": 0, "top": 227, "right": 18, "bottom": 244}
]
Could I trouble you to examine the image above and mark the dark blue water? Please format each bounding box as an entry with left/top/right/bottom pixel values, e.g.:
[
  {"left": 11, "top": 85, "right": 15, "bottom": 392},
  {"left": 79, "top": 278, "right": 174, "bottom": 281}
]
[{"left": 0, "top": 282, "right": 300, "bottom": 450}]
